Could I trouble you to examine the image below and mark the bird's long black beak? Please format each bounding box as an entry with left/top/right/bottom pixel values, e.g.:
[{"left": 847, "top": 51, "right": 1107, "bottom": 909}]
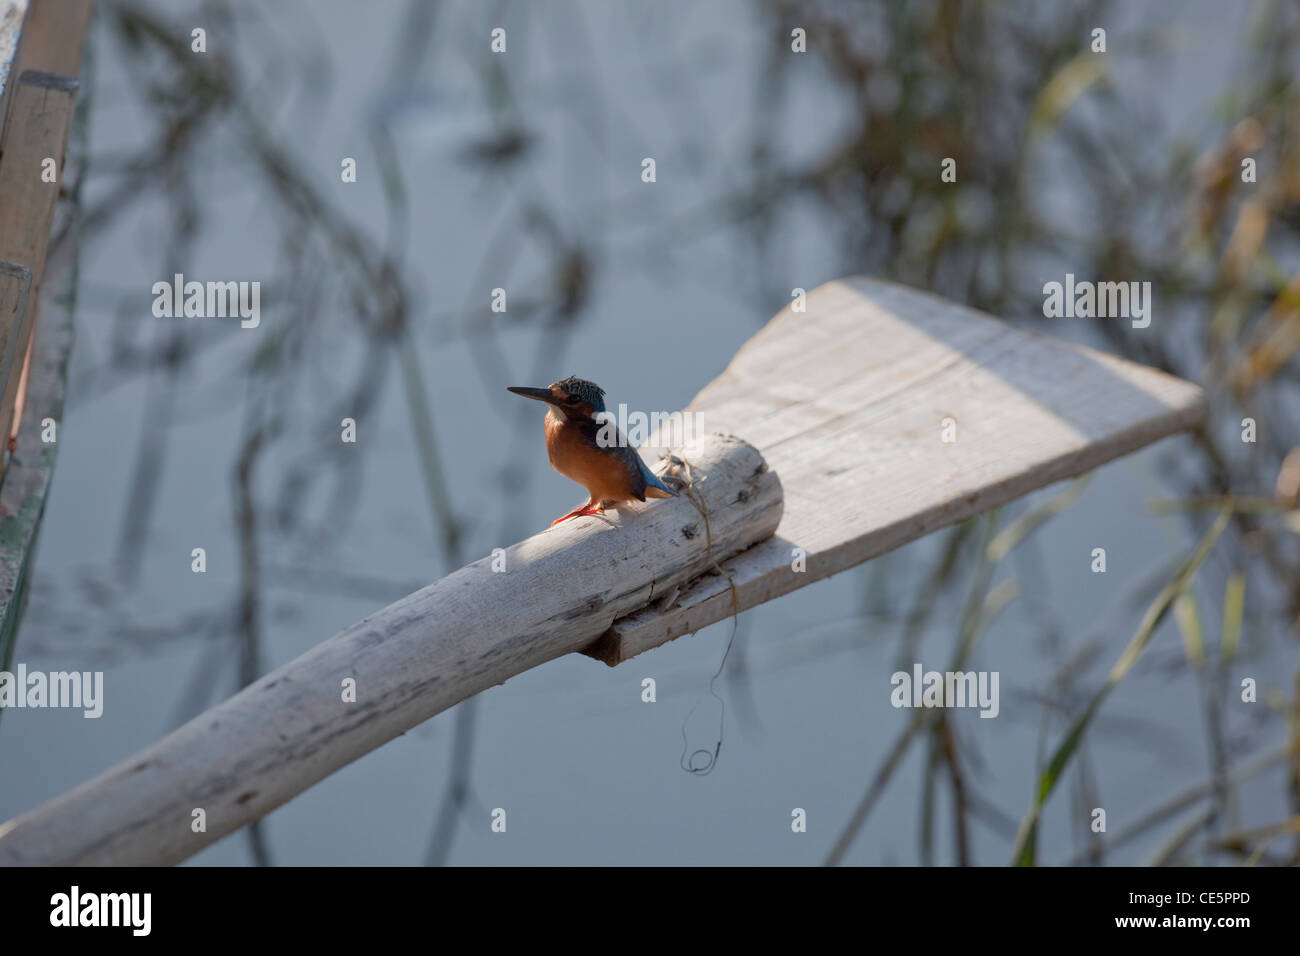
[{"left": 506, "top": 386, "right": 558, "bottom": 405}]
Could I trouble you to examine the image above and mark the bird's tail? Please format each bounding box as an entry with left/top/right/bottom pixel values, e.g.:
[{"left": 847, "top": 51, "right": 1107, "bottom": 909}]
[{"left": 641, "top": 460, "right": 679, "bottom": 498}]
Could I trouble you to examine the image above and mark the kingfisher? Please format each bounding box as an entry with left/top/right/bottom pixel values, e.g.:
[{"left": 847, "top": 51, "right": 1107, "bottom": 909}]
[{"left": 507, "top": 376, "right": 679, "bottom": 525}]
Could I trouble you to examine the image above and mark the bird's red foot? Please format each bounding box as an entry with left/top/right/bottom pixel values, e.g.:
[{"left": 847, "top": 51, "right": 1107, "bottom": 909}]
[{"left": 551, "top": 505, "right": 604, "bottom": 526}]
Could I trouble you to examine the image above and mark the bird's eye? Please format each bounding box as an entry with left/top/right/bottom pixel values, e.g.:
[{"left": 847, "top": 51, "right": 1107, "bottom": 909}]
[{"left": 566, "top": 394, "right": 581, "bottom": 403}]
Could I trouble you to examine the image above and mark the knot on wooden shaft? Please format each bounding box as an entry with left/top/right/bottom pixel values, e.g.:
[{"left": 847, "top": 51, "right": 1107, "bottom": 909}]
[{"left": 576, "top": 432, "right": 784, "bottom": 664}]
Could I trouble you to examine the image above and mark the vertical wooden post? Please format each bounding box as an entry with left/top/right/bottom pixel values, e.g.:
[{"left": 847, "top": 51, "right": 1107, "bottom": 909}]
[
  {"left": 0, "top": 70, "right": 75, "bottom": 466},
  {"left": 0, "top": 0, "right": 91, "bottom": 478}
]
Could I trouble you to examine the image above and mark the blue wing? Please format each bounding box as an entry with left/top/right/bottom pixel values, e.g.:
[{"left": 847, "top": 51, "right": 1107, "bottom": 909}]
[
  {"left": 634, "top": 448, "right": 678, "bottom": 498},
  {"left": 609, "top": 440, "right": 677, "bottom": 500},
  {"left": 583, "top": 417, "right": 678, "bottom": 500}
]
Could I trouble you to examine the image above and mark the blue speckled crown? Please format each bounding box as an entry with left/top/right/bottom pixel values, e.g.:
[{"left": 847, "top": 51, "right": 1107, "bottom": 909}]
[{"left": 555, "top": 376, "right": 606, "bottom": 412}]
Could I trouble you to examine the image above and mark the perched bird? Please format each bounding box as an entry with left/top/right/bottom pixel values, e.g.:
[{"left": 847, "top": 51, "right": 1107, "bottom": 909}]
[{"left": 507, "top": 376, "right": 678, "bottom": 525}]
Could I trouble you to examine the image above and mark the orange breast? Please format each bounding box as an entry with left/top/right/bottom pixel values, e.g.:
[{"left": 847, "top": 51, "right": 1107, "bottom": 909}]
[{"left": 545, "top": 414, "right": 637, "bottom": 503}]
